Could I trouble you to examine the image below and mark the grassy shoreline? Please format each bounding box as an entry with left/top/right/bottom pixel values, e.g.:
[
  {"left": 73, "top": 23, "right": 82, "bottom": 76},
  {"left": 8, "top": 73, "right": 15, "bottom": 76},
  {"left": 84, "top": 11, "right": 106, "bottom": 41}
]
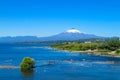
[
  {"left": 51, "top": 47, "right": 120, "bottom": 58},
  {"left": 51, "top": 40, "right": 120, "bottom": 57}
]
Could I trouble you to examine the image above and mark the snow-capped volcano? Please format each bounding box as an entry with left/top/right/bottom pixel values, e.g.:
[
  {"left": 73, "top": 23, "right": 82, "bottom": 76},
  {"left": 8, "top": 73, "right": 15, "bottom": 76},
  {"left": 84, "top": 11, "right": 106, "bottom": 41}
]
[
  {"left": 41, "top": 28, "right": 100, "bottom": 41},
  {"left": 0, "top": 28, "right": 101, "bottom": 42},
  {"left": 66, "top": 28, "right": 81, "bottom": 33}
]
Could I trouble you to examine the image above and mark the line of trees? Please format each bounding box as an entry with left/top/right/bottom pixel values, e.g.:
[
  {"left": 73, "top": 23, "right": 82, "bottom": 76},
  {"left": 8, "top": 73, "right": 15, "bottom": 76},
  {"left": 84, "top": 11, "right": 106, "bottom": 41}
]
[{"left": 52, "top": 40, "right": 120, "bottom": 52}]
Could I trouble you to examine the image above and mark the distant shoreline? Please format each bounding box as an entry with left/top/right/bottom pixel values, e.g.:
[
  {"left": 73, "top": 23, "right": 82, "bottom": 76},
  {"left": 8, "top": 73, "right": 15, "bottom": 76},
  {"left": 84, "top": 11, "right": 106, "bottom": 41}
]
[{"left": 50, "top": 47, "right": 120, "bottom": 58}]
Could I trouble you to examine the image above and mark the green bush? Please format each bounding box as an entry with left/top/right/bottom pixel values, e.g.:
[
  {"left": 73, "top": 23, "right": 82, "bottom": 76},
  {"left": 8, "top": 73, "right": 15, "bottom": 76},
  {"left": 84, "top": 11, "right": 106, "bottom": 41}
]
[
  {"left": 20, "top": 57, "right": 35, "bottom": 71},
  {"left": 116, "top": 50, "right": 120, "bottom": 54},
  {"left": 107, "top": 40, "right": 120, "bottom": 51}
]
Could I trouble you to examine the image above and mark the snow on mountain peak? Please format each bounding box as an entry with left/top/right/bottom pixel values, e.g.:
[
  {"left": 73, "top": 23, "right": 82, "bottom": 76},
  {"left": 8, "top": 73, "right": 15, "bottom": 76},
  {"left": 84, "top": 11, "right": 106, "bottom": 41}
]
[{"left": 66, "top": 28, "right": 81, "bottom": 33}]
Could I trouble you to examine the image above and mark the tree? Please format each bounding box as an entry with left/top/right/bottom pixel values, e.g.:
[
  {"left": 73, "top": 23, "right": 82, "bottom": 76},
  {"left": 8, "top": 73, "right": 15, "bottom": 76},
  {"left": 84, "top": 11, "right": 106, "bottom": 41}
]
[
  {"left": 107, "top": 40, "right": 120, "bottom": 51},
  {"left": 20, "top": 57, "right": 35, "bottom": 72}
]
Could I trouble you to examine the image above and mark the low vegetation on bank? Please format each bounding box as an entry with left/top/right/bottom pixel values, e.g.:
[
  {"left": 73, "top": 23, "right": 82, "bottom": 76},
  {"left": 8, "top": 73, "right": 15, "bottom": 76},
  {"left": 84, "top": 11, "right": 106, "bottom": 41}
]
[{"left": 51, "top": 40, "right": 120, "bottom": 56}]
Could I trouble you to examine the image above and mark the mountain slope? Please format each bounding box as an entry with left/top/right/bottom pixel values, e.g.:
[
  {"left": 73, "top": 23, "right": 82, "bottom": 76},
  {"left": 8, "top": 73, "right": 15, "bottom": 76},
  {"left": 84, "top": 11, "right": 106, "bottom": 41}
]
[
  {"left": 0, "top": 36, "right": 40, "bottom": 43},
  {"left": 0, "top": 29, "right": 101, "bottom": 42},
  {"left": 40, "top": 29, "right": 100, "bottom": 41}
]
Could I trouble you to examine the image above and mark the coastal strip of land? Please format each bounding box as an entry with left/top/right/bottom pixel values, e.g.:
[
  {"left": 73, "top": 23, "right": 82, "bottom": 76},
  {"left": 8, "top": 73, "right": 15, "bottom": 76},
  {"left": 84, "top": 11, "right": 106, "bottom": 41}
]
[
  {"left": 0, "top": 66, "right": 20, "bottom": 69},
  {"left": 51, "top": 40, "right": 120, "bottom": 57}
]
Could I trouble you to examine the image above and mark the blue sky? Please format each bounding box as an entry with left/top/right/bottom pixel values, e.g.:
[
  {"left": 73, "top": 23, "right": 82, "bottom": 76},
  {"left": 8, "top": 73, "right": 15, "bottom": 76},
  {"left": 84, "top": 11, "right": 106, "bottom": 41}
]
[{"left": 0, "top": 0, "right": 120, "bottom": 37}]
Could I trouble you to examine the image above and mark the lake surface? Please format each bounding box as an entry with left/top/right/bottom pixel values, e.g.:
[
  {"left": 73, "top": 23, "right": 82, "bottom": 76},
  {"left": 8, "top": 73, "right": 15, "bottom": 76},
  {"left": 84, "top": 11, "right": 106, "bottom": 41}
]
[{"left": 0, "top": 43, "right": 120, "bottom": 80}]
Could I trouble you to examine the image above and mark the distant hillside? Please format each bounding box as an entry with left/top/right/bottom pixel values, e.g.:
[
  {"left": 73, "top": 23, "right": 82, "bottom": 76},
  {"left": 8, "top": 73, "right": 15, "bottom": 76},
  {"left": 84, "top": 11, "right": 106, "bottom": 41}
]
[
  {"left": 37, "top": 28, "right": 102, "bottom": 41},
  {"left": 0, "top": 29, "right": 117, "bottom": 43},
  {"left": 0, "top": 36, "right": 40, "bottom": 43}
]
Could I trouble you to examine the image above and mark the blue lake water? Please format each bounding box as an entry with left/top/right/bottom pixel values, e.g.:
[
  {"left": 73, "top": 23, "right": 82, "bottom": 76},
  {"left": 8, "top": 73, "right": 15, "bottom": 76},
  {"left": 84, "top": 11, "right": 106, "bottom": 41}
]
[{"left": 0, "top": 43, "right": 120, "bottom": 80}]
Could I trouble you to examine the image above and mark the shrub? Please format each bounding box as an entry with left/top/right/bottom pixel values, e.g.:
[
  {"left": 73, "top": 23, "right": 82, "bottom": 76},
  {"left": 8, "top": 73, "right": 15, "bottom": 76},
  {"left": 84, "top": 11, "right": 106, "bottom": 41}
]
[
  {"left": 20, "top": 57, "right": 35, "bottom": 71},
  {"left": 107, "top": 40, "right": 120, "bottom": 51},
  {"left": 116, "top": 50, "right": 120, "bottom": 54}
]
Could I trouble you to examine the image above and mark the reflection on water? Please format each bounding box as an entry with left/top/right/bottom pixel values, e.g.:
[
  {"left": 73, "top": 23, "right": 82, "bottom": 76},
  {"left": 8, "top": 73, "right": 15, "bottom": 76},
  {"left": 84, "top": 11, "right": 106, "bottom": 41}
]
[{"left": 21, "top": 69, "right": 34, "bottom": 77}]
